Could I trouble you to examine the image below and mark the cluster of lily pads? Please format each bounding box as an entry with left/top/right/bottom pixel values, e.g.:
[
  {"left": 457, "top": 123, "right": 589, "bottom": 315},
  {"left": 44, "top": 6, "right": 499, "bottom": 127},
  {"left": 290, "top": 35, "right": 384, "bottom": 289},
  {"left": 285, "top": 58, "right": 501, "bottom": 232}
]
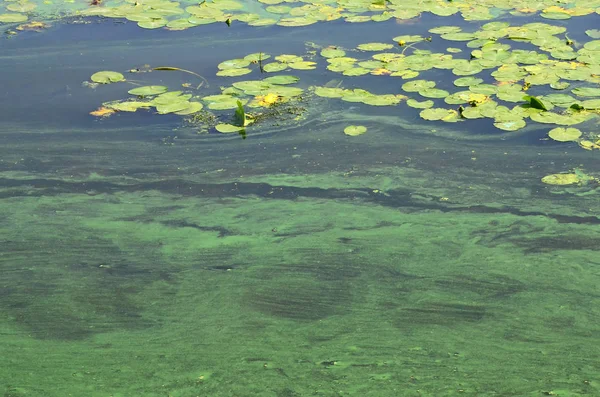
[
  {"left": 3, "top": 0, "right": 600, "bottom": 31},
  {"left": 88, "top": 63, "right": 308, "bottom": 134}
]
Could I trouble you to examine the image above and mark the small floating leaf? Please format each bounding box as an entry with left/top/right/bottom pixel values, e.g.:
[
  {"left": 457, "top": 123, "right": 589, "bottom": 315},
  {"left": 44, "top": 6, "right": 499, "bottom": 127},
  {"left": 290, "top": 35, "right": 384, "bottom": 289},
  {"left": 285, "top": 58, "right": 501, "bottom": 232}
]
[
  {"left": 344, "top": 125, "right": 367, "bottom": 136},
  {"left": 91, "top": 71, "right": 125, "bottom": 84},
  {"left": 216, "top": 123, "right": 245, "bottom": 133},
  {"left": 263, "top": 75, "right": 299, "bottom": 85},
  {"left": 128, "top": 85, "right": 168, "bottom": 96}
]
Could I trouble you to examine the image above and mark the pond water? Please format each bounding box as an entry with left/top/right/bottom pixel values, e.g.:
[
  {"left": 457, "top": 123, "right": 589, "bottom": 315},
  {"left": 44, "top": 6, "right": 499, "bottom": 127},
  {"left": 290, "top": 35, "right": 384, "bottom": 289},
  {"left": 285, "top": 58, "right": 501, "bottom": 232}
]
[{"left": 2, "top": 2, "right": 600, "bottom": 396}]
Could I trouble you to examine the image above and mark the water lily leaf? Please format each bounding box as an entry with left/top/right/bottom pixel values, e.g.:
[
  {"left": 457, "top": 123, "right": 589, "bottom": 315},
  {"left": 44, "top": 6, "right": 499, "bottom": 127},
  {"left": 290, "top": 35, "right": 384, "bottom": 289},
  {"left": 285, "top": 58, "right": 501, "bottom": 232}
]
[
  {"left": 262, "top": 62, "right": 289, "bottom": 73},
  {"left": 550, "top": 81, "right": 570, "bottom": 90},
  {"left": 420, "top": 108, "right": 459, "bottom": 121},
  {"left": 494, "top": 119, "right": 526, "bottom": 131},
  {"left": 232, "top": 80, "right": 272, "bottom": 93},
  {"left": 402, "top": 80, "right": 436, "bottom": 92},
  {"left": 572, "top": 87, "right": 600, "bottom": 97},
  {"left": 0, "top": 13, "right": 28, "bottom": 23},
  {"left": 418, "top": 88, "right": 449, "bottom": 99},
  {"left": 289, "top": 61, "right": 317, "bottom": 70},
  {"left": 523, "top": 95, "right": 549, "bottom": 111},
  {"left": 586, "top": 29, "right": 600, "bottom": 39},
  {"left": 91, "top": 71, "right": 125, "bottom": 84},
  {"left": 540, "top": 12, "right": 571, "bottom": 20},
  {"left": 216, "top": 123, "right": 245, "bottom": 133},
  {"left": 428, "top": 26, "right": 461, "bottom": 35},
  {"left": 446, "top": 48, "right": 462, "bottom": 53},
  {"left": 314, "top": 87, "right": 346, "bottom": 98},
  {"left": 343, "top": 67, "right": 370, "bottom": 76},
  {"left": 548, "top": 127, "right": 582, "bottom": 142},
  {"left": 268, "top": 86, "right": 303, "bottom": 97},
  {"left": 277, "top": 17, "right": 317, "bottom": 27},
  {"left": 218, "top": 58, "right": 251, "bottom": 70},
  {"left": 357, "top": 42, "right": 394, "bottom": 51},
  {"left": 344, "top": 125, "right": 367, "bottom": 136},
  {"left": 541, "top": 173, "right": 580, "bottom": 185},
  {"left": 138, "top": 19, "right": 168, "bottom": 29},
  {"left": 580, "top": 99, "right": 600, "bottom": 109},
  {"left": 155, "top": 101, "right": 192, "bottom": 114},
  {"left": 321, "top": 47, "right": 346, "bottom": 58},
  {"left": 217, "top": 68, "right": 253, "bottom": 77},
  {"left": 128, "top": 85, "right": 168, "bottom": 96},
  {"left": 362, "top": 94, "right": 402, "bottom": 106},
  {"left": 244, "top": 53, "right": 271, "bottom": 62},
  {"left": 105, "top": 101, "right": 151, "bottom": 112},
  {"left": 406, "top": 99, "right": 434, "bottom": 109},
  {"left": 530, "top": 111, "right": 590, "bottom": 125},
  {"left": 7, "top": 3, "right": 36, "bottom": 12},
  {"left": 393, "top": 34, "right": 425, "bottom": 43},
  {"left": 152, "top": 92, "right": 191, "bottom": 105},
  {"left": 174, "top": 101, "right": 204, "bottom": 115},
  {"left": 441, "top": 32, "right": 477, "bottom": 41},
  {"left": 263, "top": 75, "right": 299, "bottom": 85}
]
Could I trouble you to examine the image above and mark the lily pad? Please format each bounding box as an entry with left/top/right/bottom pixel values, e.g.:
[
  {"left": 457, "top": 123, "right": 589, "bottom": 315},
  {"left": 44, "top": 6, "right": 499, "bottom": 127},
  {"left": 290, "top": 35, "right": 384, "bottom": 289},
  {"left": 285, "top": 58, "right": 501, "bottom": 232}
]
[
  {"left": 343, "top": 125, "right": 367, "bottom": 136},
  {"left": 91, "top": 71, "right": 125, "bottom": 84},
  {"left": 216, "top": 123, "right": 245, "bottom": 133},
  {"left": 548, "top": 127, "right": 582, "bottom": 142},
  {"left": 263, "top": 75, "right": 300, "bottom": 85},
  {"left": 357, "top": 42, "right": 394, "bottom": 51},
  {"left": 128, "top": 85, "right": 168, "bottom": 96}
]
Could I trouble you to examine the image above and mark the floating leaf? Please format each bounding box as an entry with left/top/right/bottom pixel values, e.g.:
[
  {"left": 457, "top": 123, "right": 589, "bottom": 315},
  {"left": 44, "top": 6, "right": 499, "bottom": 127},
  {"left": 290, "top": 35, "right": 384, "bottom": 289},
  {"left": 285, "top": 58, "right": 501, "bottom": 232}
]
[
  {"left": 263, "top": 75, "right": 300, "bottom": 85},
  {"left": 0, "top": 13, "right": 28, "bottom": 23},
  {"left": 174, "top": 102, "right": 204, "bottom": 115},
  {"left": 128, "top": 85, "right": 168, "bottom": 96},
  {"left": 216, "top": 68, "right": 253, "bottom": 77},
  {"left": 572, "top": 87, "right": 600, "bottom": 97},
  {"left": 548, "top": 127, "right": 582, "bottom": 142},
  {"left": 216, "top": 123, "right": 245, "bottom": 133},
  {"left": 357, "top": 42, "right": 394, "bottom": 51},
  {"left": 344, "top": 125, "right": 367, "bottom": 136},
  {"left": 406, "top": 99, "right": 434, "bottom": 109},
  {"left": 321, "top": 47, "right": 346, "bottom": 58},
  {"left": 314, "top": 87, "right": 345, "bottom": 98},
  {"left": 91, "top": 71, "right": 125, "bottom": 84},
  {"left": 523, "top": 95, "right": 548, "bottom": 111},
  {"left": 402, "top": 80, "right": 436, "bottom": 92},
  {"left": 541, "top": 173, "right": 581, "bottom": 185}
]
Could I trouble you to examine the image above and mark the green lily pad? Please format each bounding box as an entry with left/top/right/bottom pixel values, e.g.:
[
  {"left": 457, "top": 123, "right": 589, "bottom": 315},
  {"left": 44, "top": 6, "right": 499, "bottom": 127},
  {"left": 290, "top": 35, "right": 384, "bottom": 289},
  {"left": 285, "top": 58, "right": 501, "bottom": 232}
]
[
  {"left": 155, "top": 101, "right": 191, "bottom": 114},
  {"left": 321, "top": 47, "right": 346, "bottom": 58},
  {"left": 91, "top": 71, "right": 125, "bottom": 84},
  {"left": 218, "top": 58, "right": 251, "bottom": 70},
  {"left": 128, "top": 85, "right": 168, "bottom": 96},
  {"left": 402, "top": 80, "right": 436, "bottom": 92},
  {"left": 406, "top": 99, "right": 434, "bottom": 109},
  {"left": 262, "top": 62, "right": 289, "bottom": 73},
  {"left": 494, "top": 119, "right": 526, "bottom": 131},
  {"left": 314, "top": 87, "right": 346, "bottom": 98},
  {"left": 263, "top": 75, "right": 299, "bottom": 85},
  {"left": 585, "top": 29, "right": 600, "bottom": 39},
  {"left": 0, "top": 13, "right": 28, "bottom": 23},
  {"left": 288, "top": 61, "right": 317, "bottom": 70},
  {"left": 174, "top": 101, "right": 204, "bottom": 115},
  {"left": 138, "top": 19, "right": 168, "bottom": 29},
  {"left": 548, "top": 127, "right": 582, "bottom": 142},
  {"left": 572, "top": 87, "right": 600, "bottom": 97},
  {"left": 105, "top": 101, "right": 151, "bottom": 112},
  {"left": 216, "top": 68, "right": 253, "bottom": 77},
  {"left": 420, "top": 108, "right": 459, "bottom": 121},
  {"left": 215, "top": 123, "right": 245, "bottom": 133},
  {"left": 357, "top": 42, "right": 394, "bottom": 51},
  {"left": 344, "top": 125, "right": 367, "bottom": 136},
  {"left": 418, "top": 88, "right": 450, "bottom": 99}
]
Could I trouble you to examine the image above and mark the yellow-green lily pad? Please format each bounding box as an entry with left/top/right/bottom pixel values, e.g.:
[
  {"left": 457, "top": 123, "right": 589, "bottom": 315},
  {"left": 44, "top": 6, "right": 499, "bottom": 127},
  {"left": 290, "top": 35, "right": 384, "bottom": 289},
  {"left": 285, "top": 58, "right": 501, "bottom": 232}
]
[
  {"left": 91, "top": 71, "right": 125, "bottom": 84},
  {"left": 344, "top": 125, "right": 367, "bottom": 136},
  {"left": 548, "top": 127, "right": 582, "bottom": 142}
]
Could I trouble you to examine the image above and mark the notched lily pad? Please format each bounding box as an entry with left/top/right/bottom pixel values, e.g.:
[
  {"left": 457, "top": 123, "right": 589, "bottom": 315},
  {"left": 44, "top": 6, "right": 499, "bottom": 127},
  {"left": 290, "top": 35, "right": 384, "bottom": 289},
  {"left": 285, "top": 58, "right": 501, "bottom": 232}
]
[
  {"left": 548, "top": 127, "right": 582, "bottom": 142},
  {"left": 91, "top": 71, "right": 125, "bottom": 84},
  {"left": 128, "top": 85, "right": 168, "bottom": 96}
]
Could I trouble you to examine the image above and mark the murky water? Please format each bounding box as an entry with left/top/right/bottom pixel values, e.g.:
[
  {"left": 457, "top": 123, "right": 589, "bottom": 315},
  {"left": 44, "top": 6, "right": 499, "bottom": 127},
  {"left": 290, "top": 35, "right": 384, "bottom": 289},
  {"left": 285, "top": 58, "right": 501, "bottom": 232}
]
[{"left": 2, "top": 11, "right": 600, "bottom": 397}]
